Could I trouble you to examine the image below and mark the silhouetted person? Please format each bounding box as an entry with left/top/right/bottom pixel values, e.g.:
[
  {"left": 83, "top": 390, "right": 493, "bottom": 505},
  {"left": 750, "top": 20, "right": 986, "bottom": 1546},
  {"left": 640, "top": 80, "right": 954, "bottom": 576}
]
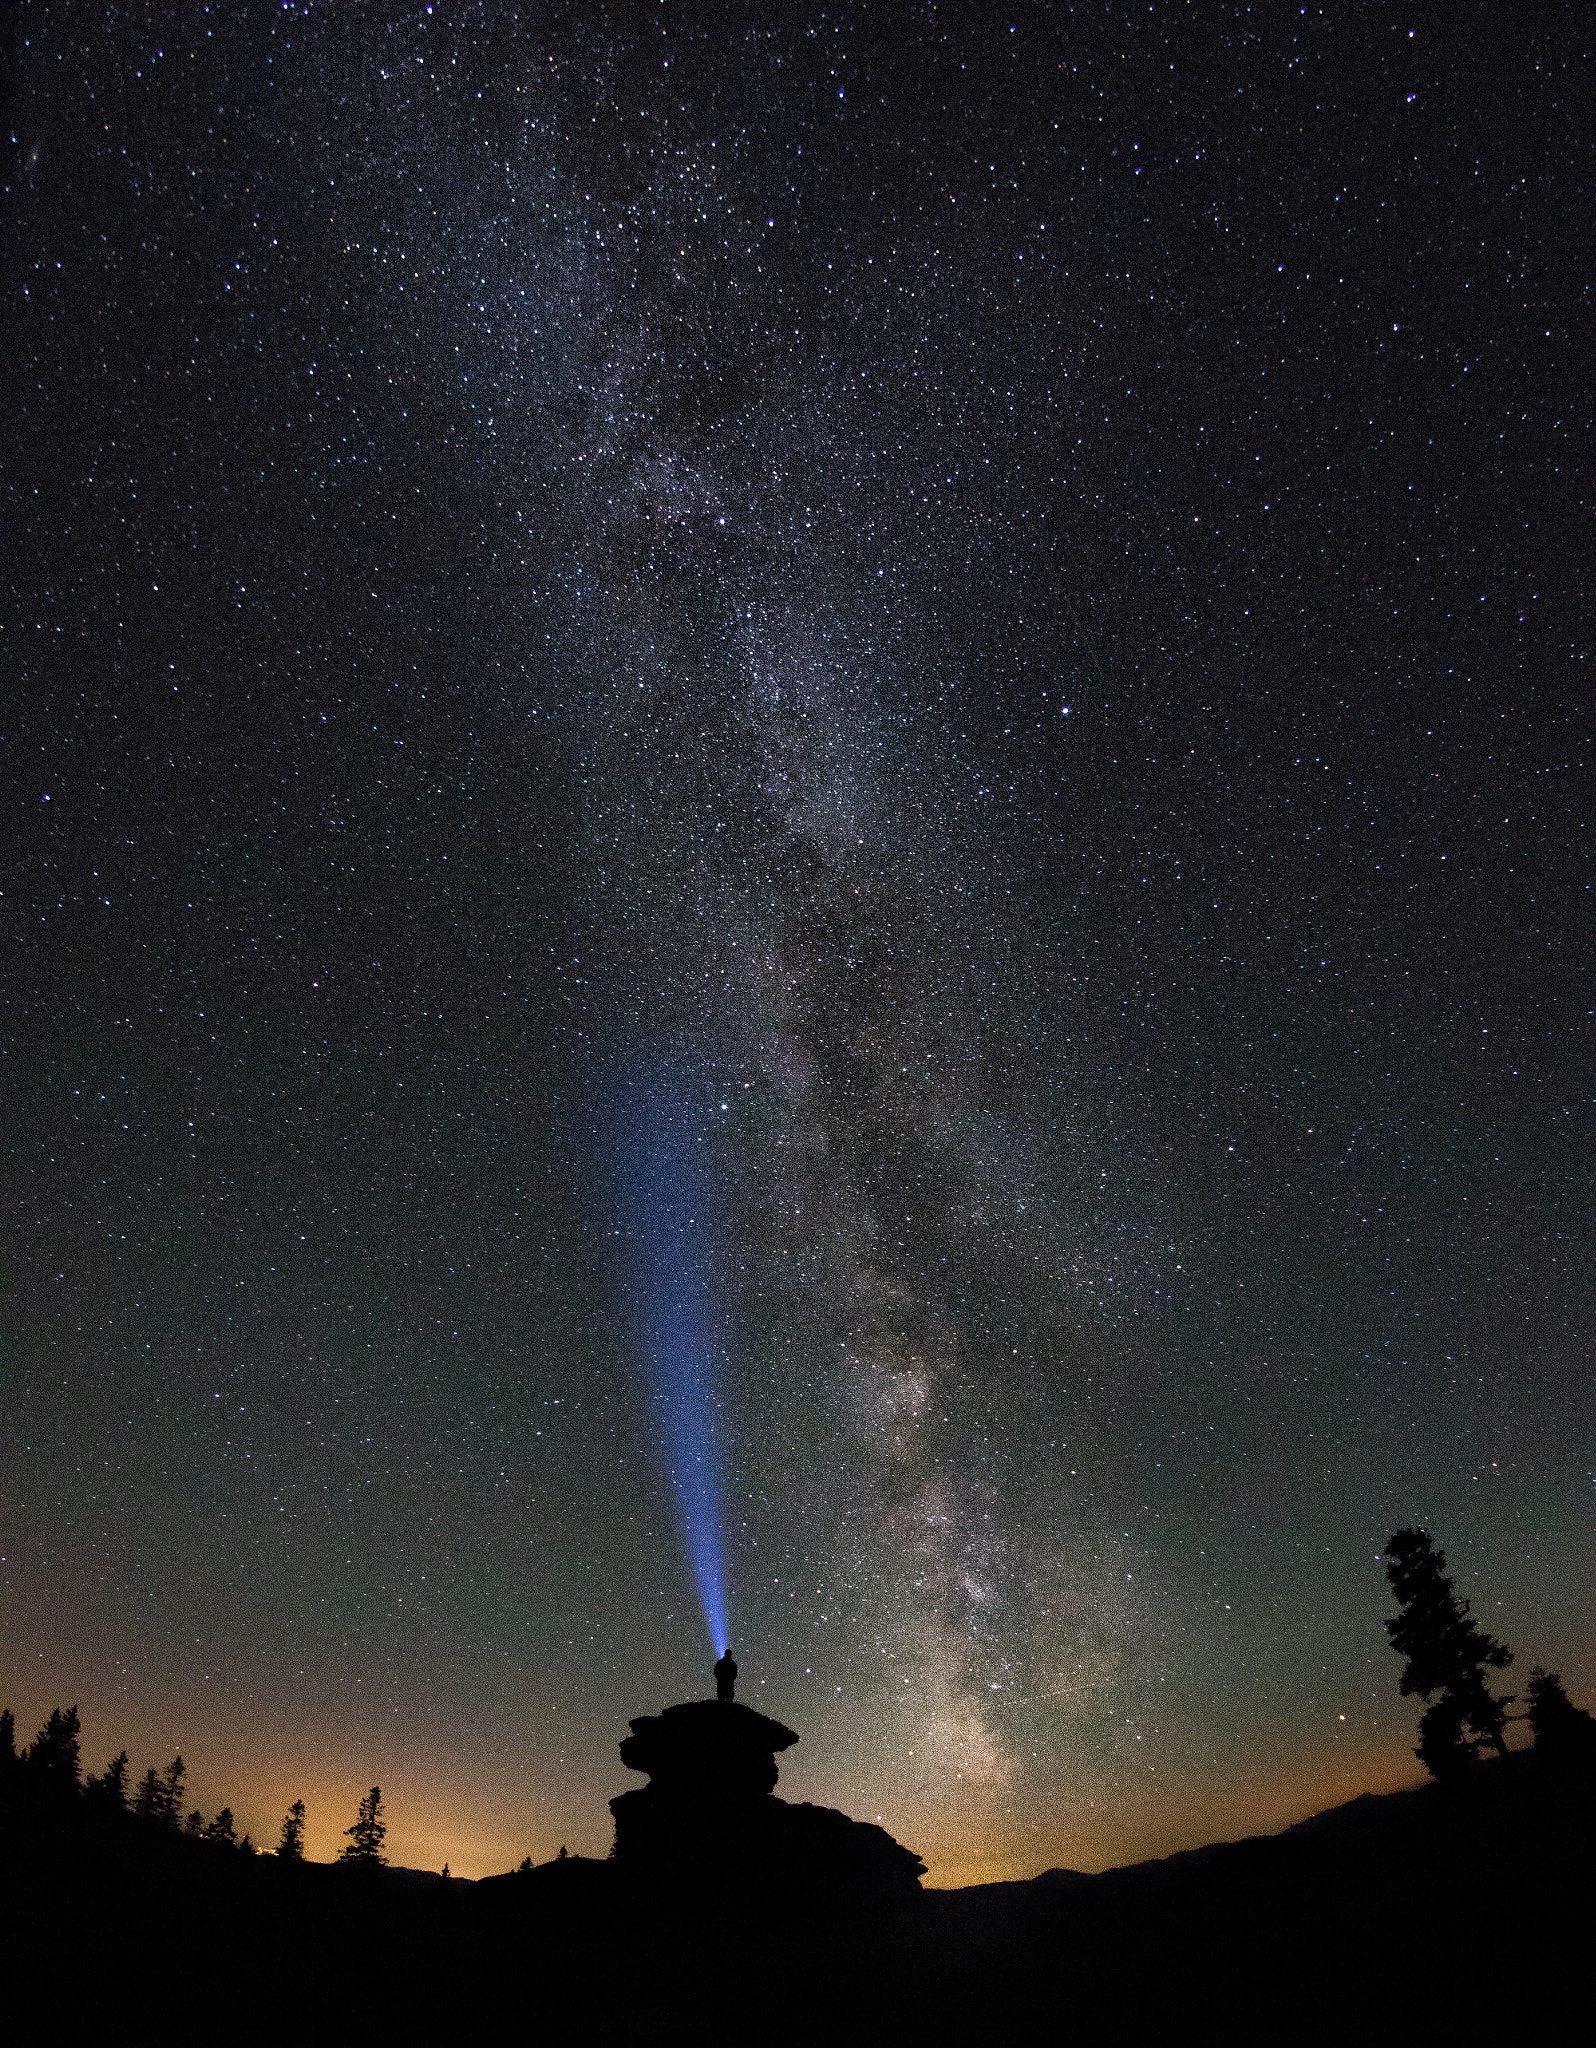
[{"left": 714, "top": 1649, "right": 738, "bottom": 1703}]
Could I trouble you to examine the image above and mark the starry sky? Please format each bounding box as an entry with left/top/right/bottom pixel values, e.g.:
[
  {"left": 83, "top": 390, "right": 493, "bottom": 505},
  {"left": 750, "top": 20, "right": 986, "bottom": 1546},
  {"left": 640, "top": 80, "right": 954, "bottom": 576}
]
[{"left": 3, "top": 4, "right": 1589, "bottom": 1886}]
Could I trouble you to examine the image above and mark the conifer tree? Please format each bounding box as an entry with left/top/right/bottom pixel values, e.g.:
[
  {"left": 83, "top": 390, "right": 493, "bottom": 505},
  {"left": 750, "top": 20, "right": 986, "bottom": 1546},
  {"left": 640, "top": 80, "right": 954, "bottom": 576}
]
[
  {"left": 1526, "top": 1669, "right": 1596, "bottom": 1767},
  {"left": 26, "top": 1705, "right": 83, "bottom": 1788},
  {"left": 277, "top": 1799, "right": 308, "bottom": 1860},
  {"left": 1383, "top": 1527, "right": 1514, "bottom": 1774},
  {"left": 161, "top": 1754, "right": 187, "bottom": 1828},
  {"left": 338, "top": 1786, "right": 388, "bottom": 1866},
  {"left": 135, "top": 1755, "right": 186, "bottom": 1826},
  {"left": 0, "top": 1708, "right": 16, "bottom": 1768},
  {"left": 185, "top": 1810, "right": 206, "bottom": 1836},
  {"left": 87, "top": 1749, "right": 130, "bottom": 1807},
  {"left": 134, "top": 1765, "right": 164, "bottom": 1820},
  {"left": 205, "top": 1808, "right": 237, "bottom": 1847}
]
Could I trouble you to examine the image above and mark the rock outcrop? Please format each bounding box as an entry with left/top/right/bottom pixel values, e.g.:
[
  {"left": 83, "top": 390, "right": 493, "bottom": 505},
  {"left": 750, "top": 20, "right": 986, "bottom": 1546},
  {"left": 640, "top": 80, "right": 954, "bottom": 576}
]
[{"left": 609, "top": 1696, "right": 925, "bottom": 1926}]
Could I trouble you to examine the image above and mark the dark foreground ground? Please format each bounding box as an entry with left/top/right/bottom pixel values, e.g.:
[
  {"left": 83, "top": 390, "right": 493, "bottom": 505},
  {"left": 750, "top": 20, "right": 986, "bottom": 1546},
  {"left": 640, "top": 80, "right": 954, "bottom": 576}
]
[{"left": 3, "top": 1755, "right": 1587, "bottom": 2044}]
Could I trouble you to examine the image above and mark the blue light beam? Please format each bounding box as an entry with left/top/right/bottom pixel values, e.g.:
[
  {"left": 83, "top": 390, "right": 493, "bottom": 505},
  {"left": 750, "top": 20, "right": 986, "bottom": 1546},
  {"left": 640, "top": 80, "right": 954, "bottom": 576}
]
[{"left": 612, "top": 1078, "right": 729, "bottom": 1656}]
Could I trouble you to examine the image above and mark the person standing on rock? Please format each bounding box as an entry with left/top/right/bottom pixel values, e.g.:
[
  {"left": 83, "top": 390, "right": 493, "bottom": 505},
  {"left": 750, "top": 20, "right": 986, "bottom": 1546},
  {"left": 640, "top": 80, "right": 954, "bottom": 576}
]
[{"left": 714, "top": 1648, "right": 737, "bottom": 1703}]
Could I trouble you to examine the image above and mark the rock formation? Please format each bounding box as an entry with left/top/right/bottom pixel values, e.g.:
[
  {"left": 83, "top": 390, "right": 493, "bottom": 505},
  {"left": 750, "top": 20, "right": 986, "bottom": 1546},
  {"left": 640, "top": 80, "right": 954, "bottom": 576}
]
[{"left": 609, "top": 1694, "right": 926, "bottom": 1927}]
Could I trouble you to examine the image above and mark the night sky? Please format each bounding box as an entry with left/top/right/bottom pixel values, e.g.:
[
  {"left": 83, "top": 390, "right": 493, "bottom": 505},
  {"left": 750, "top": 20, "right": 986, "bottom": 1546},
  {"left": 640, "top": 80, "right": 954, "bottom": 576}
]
[{"left": 4, "top": 4, "right": 1589, "bottom": 1886}]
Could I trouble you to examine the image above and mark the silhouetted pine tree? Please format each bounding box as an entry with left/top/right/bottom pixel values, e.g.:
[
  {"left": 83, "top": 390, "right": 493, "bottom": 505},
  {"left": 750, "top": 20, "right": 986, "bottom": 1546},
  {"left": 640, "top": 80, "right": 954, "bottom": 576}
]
[
  {"left": 277, "top": 1798, "right": 307, "bottom": 1860},
  {"left": 1413, "top": 1694, "right": 1475, "bottom": 1781},
  {"left": 1526, "top": 1669, "right": 1596, "bottom": 1768},
  {"left": 338, "top": 1786, "right": 388, "bottom": 1866},
  {"left": 161, "top": 1755, "right": 187, "bottom": 1827},
  {"left": 134, "top": 1766, "right": 164, "bottom": 1820},
  {"left": 86, "top": 1749, "right": 130, "bottom": 1807},
  {"left": 185, "top": 1810, "right": 206, "bottom": 1836},
  {"left": 1383, "top": 1527, "right": 1514, "bottom": 1774},
  {"left": 25, "top": 1706, "right": 83, "bottom": 1790},
  {"left": 0, "top": 1708, "right": 16, "bottom": 1768},
  {"left": 205, "top": 1808, "right": 237, "bottom": 1848},
  {"left": 134, "top": 1755, "right": 187, "bottom": 1826}
]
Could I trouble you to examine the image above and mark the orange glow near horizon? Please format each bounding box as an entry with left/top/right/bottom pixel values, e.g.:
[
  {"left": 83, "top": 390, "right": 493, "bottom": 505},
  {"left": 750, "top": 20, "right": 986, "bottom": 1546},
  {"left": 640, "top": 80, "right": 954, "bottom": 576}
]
[
  {"left": 6, "top": 1668, "right": 1457, "bottom": 1887},
  {"left": 914, "top": 1740, "right": 1431, "bottom": 1889}
]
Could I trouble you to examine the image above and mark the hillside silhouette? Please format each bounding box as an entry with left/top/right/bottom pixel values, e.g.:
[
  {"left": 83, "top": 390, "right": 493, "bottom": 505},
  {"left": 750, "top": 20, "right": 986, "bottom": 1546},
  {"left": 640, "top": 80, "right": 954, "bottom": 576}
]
[{"left": 4, "top": 1671, "right": 1592, "bottom": 2043}]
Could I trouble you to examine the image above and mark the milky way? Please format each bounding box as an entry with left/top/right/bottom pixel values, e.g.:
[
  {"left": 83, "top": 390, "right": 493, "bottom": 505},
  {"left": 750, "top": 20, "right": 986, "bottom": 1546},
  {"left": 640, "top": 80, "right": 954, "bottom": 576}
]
[
  {"left": 5, "top": 7, "right": 1589, "bottom": 1882},
  {"left": 490, "top": 143, "right": 1155, "bottom": 1802}
]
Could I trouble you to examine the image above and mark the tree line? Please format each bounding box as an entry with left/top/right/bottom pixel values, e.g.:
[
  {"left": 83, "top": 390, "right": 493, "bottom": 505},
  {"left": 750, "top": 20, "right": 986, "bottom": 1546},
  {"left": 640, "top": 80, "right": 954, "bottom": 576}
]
[{"left": 0, "top": 1705, "right": 390, "bottom": 1866}]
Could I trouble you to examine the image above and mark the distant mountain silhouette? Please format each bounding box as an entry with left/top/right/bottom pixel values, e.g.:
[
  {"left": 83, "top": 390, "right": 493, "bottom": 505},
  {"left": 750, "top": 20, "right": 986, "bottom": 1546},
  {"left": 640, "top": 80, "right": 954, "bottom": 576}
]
[{"left": 917, "top": 1755, "right": 1593, "bottom": 2042}]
